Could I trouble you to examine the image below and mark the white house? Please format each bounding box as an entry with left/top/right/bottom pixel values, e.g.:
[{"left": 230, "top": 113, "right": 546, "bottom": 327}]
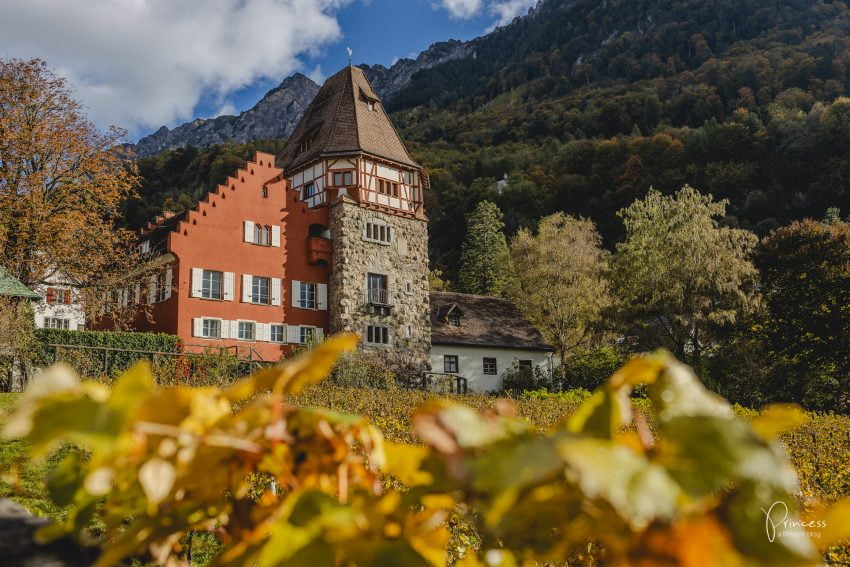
[
  {"left": 32, "top": 275, "right": 85, "bottom": 331},
  {"left": 429, "top": 292, "right": 554, "bottom": 392}
]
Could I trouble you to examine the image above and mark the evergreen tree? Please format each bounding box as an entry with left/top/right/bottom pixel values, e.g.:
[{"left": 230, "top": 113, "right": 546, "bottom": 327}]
[{"left": 457, "top": 201, "right": 510, "bottom": 296}]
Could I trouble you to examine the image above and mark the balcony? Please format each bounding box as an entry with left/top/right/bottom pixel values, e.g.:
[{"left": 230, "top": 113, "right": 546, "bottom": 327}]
[
  {"left": 307, "top": 236, "right": 333, "bottom": 266},
  {"left": 365, "top": 288, "right": 392, "bottom": 306}
]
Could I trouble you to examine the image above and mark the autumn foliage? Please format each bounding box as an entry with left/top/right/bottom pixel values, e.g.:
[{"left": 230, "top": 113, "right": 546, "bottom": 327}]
[{"left": 4, "top": 335, "right": 849, "bottom": 566}]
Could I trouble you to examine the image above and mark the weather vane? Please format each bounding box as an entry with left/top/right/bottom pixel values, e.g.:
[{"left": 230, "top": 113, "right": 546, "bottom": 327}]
[{"left": 347, "top": 47, "right": 353, "bottom": 65}]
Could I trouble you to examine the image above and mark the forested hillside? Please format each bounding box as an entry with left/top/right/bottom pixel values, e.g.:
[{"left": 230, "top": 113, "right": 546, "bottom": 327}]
[{"left": 130, "top": 0, "right": 850, "bottom": 279}]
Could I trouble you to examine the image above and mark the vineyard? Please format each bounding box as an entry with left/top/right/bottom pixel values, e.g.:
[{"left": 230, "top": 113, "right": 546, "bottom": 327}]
[{"left": 0, "top": 336, "right": 849, "bottom": 565}]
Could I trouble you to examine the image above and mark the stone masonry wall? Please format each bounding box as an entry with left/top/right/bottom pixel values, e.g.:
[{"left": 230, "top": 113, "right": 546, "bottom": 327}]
[{"left": 328, "top": 198, "right": 431, "bottom": 368}]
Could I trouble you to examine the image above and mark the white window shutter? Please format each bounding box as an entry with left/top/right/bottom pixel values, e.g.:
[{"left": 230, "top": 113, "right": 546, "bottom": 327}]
[
  {"left": 242, "top": 274, "right": 252, "bottom": 303},
  {"left": 223, "top": 272, "right": 235, "bottom": 301},
  {"left": 149, "top": 274, "right": 157, "bottom": 303},
  {"left": 317, "top": 284, "right": 328, "bottom": 310},
  {"left": 221, "top": 320, "right": 230, "bottom": 339},
  {"left": 315, "top": 327, "right": 324, "bottom": 342},
  {"left": 271, "top": 225, "right": 281, "bottom": 247},
  {"left": 193, "top": 318, "right": 202, "bottom": 337},
  {"left": 244, "top": 220, "right": 254, "bottom": 243},
  {"left": 271, "top": 278, "right": 282, "bottom": 306},
  {"left": 191, "top": 268, "right": 203, "bottom": 297},
  {"left": 263, "top": 323, "right": 272, "bottom": 342},
  {"left": 287, "top": 325, "right": 301, "bottom": 344},
  {"left": 134, "top": 283, "right": 141, "bottom": 303},
  {"left": 164, "top": 268, "right": 173, "bottom": 300},
  {"left": 291, "top": 280, "right": 300, "bottom": 308}
]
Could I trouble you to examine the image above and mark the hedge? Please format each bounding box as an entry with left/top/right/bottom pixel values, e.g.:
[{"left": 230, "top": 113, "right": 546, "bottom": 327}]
[{"left": 34, "top": 329, "right": 182, "bottom": 380}]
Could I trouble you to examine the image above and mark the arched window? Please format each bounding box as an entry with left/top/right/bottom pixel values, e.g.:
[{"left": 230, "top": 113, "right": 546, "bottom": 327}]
[
  {"left": 262, "top": 186, "right": 268, "bottom": 198},
  {"left": 254, "top": 224, "right": 272, "bottom": 246}
]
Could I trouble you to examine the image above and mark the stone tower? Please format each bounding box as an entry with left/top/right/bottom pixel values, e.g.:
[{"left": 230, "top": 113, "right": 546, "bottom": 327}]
[{"left": 278, "top": 65, "right": 431, "bottom": 367}]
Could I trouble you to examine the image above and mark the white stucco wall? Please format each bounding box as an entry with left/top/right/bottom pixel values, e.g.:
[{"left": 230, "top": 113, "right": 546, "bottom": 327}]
[
  {"left": 430, "top": 344, "right": 553, "bottom": 392},
  {"left": 32, "top": 284, "right": 86, "bottom": 330}
]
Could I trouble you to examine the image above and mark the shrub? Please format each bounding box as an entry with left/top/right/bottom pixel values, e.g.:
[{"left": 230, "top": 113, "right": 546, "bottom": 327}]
[
  {"left": 562, "top": 345, "right": 627, "bottom": 390},
  {"left": 501, "top": 360, "right": 555, "bottom": 393},
  {"left": 330, "top": 351, "right": 396, "bottom": 389},
  {"left": 4, "top": 338, "right": 849, "bottom": 566}
]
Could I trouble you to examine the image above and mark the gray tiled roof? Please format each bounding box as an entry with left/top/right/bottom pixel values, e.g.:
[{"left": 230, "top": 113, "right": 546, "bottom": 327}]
[
  {"left": 279, "top": 65, "right": 419, "bottom": 171},
  {"left": 0, "top": 266, "right": 40, "bottom": 299},
  {"left": 430, "top": 292, "right": 554, "bottom": 351}
]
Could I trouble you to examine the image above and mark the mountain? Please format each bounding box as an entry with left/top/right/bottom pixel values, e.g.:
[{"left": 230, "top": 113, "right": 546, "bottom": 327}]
[
  {"left": 133, "top": 39, "right": 475, "bottom": 157},
  {"left": 133, "top": 74, "right": 320, "bottom": 157},
  {"left": 132, "top": 0, "right": 850, "bottom": 281}
]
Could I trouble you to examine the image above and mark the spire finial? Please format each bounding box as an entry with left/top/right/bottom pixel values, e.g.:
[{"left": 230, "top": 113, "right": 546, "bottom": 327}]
[{"left": 347, "top": 47, "right": 353, "bottom": 65}]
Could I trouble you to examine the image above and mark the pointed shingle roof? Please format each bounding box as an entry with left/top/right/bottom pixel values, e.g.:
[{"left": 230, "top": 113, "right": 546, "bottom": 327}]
[
  {"left": 0, "top": 266, "right": 40, "bottom": 299},
  {"left": 279, "top": 65, "right": 419, "bottom": 171}
]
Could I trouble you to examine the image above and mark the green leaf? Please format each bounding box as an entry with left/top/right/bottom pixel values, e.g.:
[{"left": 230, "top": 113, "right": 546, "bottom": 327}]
[{"left": 46, "top": 451, "right": 86, "bottom": 507}]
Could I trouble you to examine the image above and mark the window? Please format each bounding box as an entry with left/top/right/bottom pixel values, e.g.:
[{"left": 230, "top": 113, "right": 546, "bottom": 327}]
[
  {"left": 44, "top": 317, "right": 70, "bottom": 330},
  {"left": 158, "top": 274, "right": 170, "bottom": 302},
  {"left": 139, "top": 241, "right": 151, "bottom": 254},
  {"left": 448, "top": 312, "right": 461, "bottom": 327},
  {"left": 367, "top": 273, "right": 389, "bottom": 304},
  {"left": 201, "top": 270, "right": 223, "bottom": 300},
  {"left": 364, "top": 221, "right": 391, "bottom": 244},
  {"left": 237, "top": 321, "right": 255, "bottom": 341},
  {"left": 202, "top": 318, "right": 221, "bottom": 339},
  {"left": 333, "top": 171, "right": 353, "bottom": 186},
  {"left": 297, "top": 138, "right": 312, "bottom": 155},
  {"left": 254, "top": 224, "right": 271, "bottom": 246},
  {"left": 47, "top": 287, "right": 71, "bottom": 305},
  {"left": 305, "top": 183, "right": 317, "bottom": 198},
  {"left": 483, "top": 357, "right": 498, "bottom": 375},
  {"left": 299, "top": 281, "right": 317, "bottom": 309},
  {"left": 367, "top": 101, "right": 376, "bottom": 112},
  {"left": 444, "top": 355, "right": 459, "bottom": 374},
  {"left": 518, "top": 360, "right": 533, "bottom": 370},
  {"left": 262, "top": 186, "right": 268, "bottom": 198},
  {"left": 300, "top": 326, "right": 316, "bottom": 344},
  {"left": 270, "top": 324, "right": 285, "bottom": 343},
  {"left": 366, "top": 325, "right": 389, "bottom": 345},
  {"left": 251, "top": 276, "right": 270, "bottom": 305}
]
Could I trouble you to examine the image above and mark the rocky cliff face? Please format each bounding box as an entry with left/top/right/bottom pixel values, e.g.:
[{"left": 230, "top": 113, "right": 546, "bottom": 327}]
[
  {"left": 133, "top": 73, "right": 320, "bottom": 157},
  {"left": 133, "top": 40, "right": 474, "bottom": 158},
  {"left": 361, "top": 40, "right": 470, "bottom": 100}
]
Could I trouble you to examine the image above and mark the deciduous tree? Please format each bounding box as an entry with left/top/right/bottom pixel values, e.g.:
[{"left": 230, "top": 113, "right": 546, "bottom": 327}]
[
  {"left": 0, "top": 58, "right": 139, "bottom": 295},
  {"left": 756, "top": 219, "right": 850, "bottom": 412},
  {"left": 610, "top": 186, "right": 760, "bottom": 363},
  {"left": 508, "top": 213, "right": 611, "bottom": 374},
  {"left": 0, "top": 58, "right": 152, "bottom": 325}
]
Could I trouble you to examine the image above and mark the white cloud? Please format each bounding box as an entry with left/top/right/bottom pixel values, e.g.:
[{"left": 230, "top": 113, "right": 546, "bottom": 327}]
[
  {"left": 0, "top": 0, "right": 354, "bottom": 134},
  {"left": 488, "top": 0, "right": 537, "bottom": 28},
  {"left": 438, "top": 0, "right": 483, "bottom": 20},
  {"left": 435, "top": 0, "right": 535, "bottom": 28},
  {"left": 212, "top": 102, "right": 238, "bottom": 118}
]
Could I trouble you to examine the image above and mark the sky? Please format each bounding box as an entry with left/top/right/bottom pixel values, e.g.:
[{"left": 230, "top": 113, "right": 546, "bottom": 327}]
[{"left": 0, "top": 0, "right": 536, "bottom": 140}]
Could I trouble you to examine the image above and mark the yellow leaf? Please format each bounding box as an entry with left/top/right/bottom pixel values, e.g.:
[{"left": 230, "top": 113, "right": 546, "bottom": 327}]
[
  {"left": 810, "top": 499, "right": 850, "bottom": 549},
  {"left": 138, "top": 457, "right": 176, "bottom": 510},
  {"left": 225, "top": 333, "right": 359, "bottom": 401},
  {"left": 750, "top": 404, "right": 808, "bottom": 440},
  {"left": 383, "top": 441, "right": 433, "bottom": 486},
  {"left": 608, "top": 351, "right": 668, "bottom": 389}
]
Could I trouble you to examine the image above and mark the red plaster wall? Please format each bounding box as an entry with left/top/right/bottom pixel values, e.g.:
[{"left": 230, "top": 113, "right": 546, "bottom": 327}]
[{"left": 96, "top": 152, "right": 333, "bottom": 361}]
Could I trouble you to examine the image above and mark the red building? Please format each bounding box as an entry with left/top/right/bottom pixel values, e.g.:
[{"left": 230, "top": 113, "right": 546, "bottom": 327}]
[{"left": 101, "top": 65, "right": 431, "bottom": 363}]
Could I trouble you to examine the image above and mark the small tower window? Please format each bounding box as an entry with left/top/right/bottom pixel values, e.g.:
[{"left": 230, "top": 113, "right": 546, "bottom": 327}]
[
  {"left": 367, "top": 101, "right": 376, "bottom": 112},
  {"left": 448, "top": 312, "right": 461, "bottom": 327},
  {"left": 262, "top": 186, "right": 268, "bottom": 198}
]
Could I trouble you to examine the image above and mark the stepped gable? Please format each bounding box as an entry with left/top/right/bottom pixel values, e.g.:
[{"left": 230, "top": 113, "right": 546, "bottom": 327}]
[
  {"left": 138, "top": 152, "right": 283, "bottom": 253},
  {"left": 279, "top": 65, "right": 418, "bottom": 172}
]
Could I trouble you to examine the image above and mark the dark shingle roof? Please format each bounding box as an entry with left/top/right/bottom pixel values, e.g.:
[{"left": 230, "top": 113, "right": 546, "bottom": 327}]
[
  {"left": 279, "top": 65, "right": 419, "bottom": 171},
  {"left": 0, "top": 266, "right": 40, "bottom": 299},
  {"left": 430, "top": 292, "right": 553, "bottom": 351}
]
